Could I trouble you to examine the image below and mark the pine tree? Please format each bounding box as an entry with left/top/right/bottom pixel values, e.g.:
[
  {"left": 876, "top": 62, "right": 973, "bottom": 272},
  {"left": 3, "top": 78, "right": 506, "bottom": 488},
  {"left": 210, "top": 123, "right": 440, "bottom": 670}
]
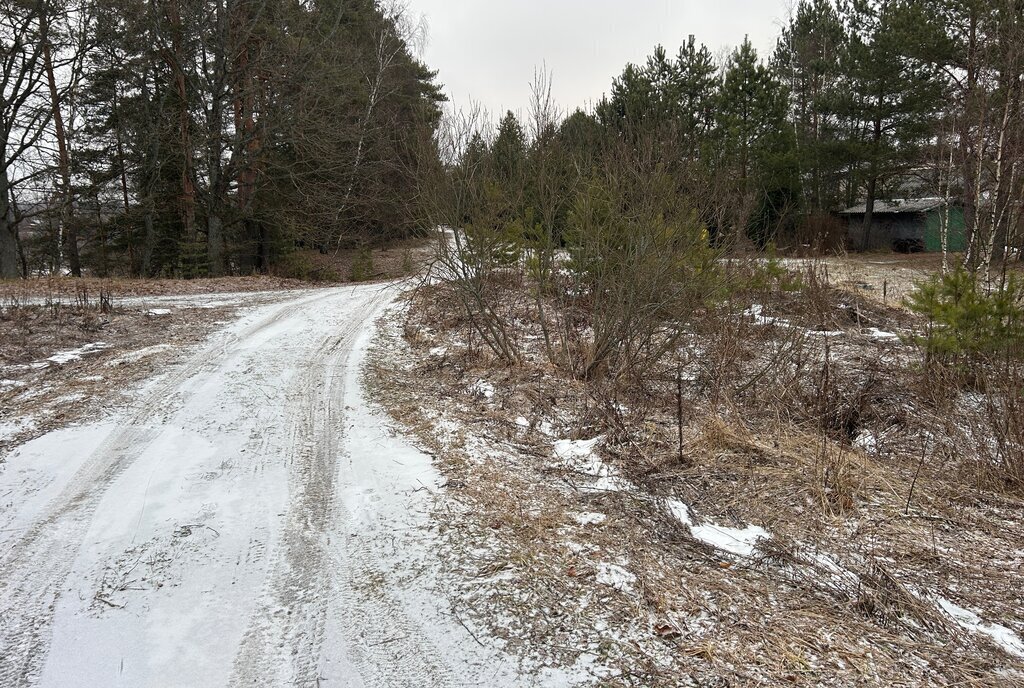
[
  {"left": 674, "top": 36, "right": 719, "bottom": 158},
  {"left": 57, "top": 0, "right": 446, "bottom": 276},
  {"left": 597, "top": 63, "right": 657, "bottom": 134},
  {"left": 774, "top": 0, "right": 847, "bottom": 212},
  {"left": 557, "top": 109, "right": 604, "bottom": 167},
  {"left": 715, "top": 37, "right": 799, "bottom": 245},
  {"left": 838, "top": 0, "right": 947, "bottom": 250}
]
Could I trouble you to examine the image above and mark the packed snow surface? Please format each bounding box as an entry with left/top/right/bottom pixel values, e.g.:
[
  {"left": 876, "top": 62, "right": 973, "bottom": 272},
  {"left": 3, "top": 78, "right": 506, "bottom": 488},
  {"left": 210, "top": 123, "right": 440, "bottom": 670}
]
[{"left": 0, "top": 284, "right": 525, "bottom": 687}]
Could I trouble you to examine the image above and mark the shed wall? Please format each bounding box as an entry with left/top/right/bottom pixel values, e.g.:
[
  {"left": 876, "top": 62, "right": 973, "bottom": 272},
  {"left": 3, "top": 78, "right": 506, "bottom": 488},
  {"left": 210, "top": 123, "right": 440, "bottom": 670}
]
[
  {"left": 923, "top": 208, "right": 966, "bottom": 252},
  {"left": 845, "top": 208, "right": 965, "bottom": 252}
]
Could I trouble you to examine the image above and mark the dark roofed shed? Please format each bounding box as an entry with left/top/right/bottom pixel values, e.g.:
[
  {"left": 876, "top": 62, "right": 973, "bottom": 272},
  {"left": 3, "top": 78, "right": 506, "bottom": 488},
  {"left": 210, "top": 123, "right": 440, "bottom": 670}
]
[{"left": 839, "top": 198, "right": 965, "bottom": 252}]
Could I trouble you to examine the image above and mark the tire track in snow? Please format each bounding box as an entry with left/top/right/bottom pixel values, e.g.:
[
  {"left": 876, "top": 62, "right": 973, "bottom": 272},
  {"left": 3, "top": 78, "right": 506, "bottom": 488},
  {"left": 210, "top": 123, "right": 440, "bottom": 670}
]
[
  {"left": 226, "top": 285, "right": 442, "bottom": 686},
  {"left": 2, "top": 283, "right": 520, "bottom": 688},
  {"left": 0, "top": 289, "right": 346, "bottom": 686},
  {"left": 228, "top": 317, "right": 364, "bottom": 686},
  {"left": 229, "top": 285, "right": 463, "bottom": 687}
]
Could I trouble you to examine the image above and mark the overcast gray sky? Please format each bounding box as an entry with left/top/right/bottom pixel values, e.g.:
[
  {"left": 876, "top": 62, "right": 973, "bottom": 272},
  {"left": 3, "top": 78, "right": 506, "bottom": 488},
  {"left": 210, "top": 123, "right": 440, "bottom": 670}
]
[{"left": 405, "top": 1, "right": 791, "bottom": 119}]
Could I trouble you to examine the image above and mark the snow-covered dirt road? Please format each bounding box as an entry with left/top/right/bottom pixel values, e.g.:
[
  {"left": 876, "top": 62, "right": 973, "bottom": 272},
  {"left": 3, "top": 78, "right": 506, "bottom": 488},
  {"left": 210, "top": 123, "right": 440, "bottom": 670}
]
[{"left": 0, "top": 284, "right": 519, "bottom": 687}]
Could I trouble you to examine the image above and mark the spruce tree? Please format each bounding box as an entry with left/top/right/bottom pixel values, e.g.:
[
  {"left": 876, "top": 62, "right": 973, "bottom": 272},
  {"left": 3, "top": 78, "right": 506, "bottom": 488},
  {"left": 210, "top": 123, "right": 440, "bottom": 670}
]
[{"left": 491, "top": 111, "right": 527, "bottom": 188}]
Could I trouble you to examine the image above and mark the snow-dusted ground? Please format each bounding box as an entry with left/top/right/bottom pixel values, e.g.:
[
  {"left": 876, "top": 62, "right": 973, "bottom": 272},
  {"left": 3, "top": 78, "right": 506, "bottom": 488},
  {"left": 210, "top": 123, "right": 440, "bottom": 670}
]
[{"left": 0, "top": 284, "right": 522, "bottom": 687}]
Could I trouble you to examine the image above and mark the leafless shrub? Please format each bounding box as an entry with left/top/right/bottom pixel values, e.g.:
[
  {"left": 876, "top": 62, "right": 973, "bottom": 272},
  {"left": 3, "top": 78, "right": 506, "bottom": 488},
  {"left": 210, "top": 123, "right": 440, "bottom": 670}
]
[
  {"left": 556, "top": 160, "right": 718, "bottom": 382},
  {"left": 419, "top": 108, "right": 523, "bottom": 364}
]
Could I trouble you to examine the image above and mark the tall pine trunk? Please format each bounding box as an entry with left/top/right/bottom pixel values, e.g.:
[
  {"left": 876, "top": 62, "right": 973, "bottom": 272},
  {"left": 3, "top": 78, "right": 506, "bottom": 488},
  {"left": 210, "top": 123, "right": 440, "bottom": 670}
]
[
  {"left": 232, "top": 13, "right": 261, "bottom": 270},
  {"left": 861, "top": 113, "right": 882, "bottom": 251},
  {"left": 203, "top": 0, "right": 229, "bottom": 276},
  {"left": 162, "top": 0, "right": 197, "bottom": 273},
  {"left": 861, "top": 176, "right": 877, "bottom": 251},
  {"left": 40, "top": 9, "right": 81, "bottom": 277},
  {"left": 0, "top": 159, "right": 20, "bottom": 278}
]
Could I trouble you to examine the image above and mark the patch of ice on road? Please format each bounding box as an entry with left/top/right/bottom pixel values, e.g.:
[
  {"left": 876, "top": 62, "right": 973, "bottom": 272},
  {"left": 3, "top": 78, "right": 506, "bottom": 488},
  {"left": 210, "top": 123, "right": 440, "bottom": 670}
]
[
  {"left": 667, "top": 499, "right": 770, "bottom": 558},
  {"left": 574, "top": 512, "right": 607, "bottom": 526},
  {"left": 469, "top": 379, "right": 495, "bottom": 399},
  {"left": 595, "top": 563, "right": 636, "bottom": 592},
  {"left": 937, "top": 597, "right": 1024, "bottom": 657}
]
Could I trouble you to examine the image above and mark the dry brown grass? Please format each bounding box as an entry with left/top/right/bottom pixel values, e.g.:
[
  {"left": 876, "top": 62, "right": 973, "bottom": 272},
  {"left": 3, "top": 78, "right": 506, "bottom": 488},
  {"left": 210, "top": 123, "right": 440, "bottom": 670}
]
[
  {"left": 781, "top": 252, "right": 1024, "bottom": 310},
  {"left": 367, "top": 257, "right": 1024, "bottom": 686},
  {"left": 0, "top": 293, "right": 240, "bottom": 458},
  {"left": 0, "top": 236, "right": 432, "bottom": 300},
  {"left": 0, "top": 275, "right": 306, "bottom": 301}
]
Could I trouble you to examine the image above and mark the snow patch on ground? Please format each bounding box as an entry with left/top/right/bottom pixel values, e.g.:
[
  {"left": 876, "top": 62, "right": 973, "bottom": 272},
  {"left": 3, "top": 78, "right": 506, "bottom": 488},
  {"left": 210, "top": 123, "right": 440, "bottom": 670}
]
[
  {"left": 865, "top": 327, "right": 899, "bottom": 341},
  {"left": 554, "top": 437, "right": 603, "bottom": 467},
  {"left": 0, "top": 416, "right": 37, "bottom": 444},
  {"left": 146, "top": 308, "right": 173, "bottom": 316},
  {"left": 595, "top": 563, "right": 636, "bottom": 593},
  {"left": 746, "top": 305, "right": 846, "bottom": 338},
  {"left": 667, "top": 499, "right": 770, "bottom": 558},
  {"left": 937, "top": 597, "right": 1024, "bottom": 658},
  {"left": 574, "top": 512, "right": 607, "bottom": 526},
  {"left": 854, "top": 431, "right": 878, "bottom": 454},
  {"left": 553, "top": 437, "right": 633, "bottom": 492},
  {"left": 469, "top": 379, "right": 496, "bottom": 399},
  {"left": 105, "top": 344, "right": 174, "bottom": 366},
  {"left": 32, "top": 342, "right": 111, "bottom": 368},
  {"left": 592, "top": 473, "right": 633, "bottom": 492},
  {"left": 745, "top": 304, "right": 791, "bottom": 328}
]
